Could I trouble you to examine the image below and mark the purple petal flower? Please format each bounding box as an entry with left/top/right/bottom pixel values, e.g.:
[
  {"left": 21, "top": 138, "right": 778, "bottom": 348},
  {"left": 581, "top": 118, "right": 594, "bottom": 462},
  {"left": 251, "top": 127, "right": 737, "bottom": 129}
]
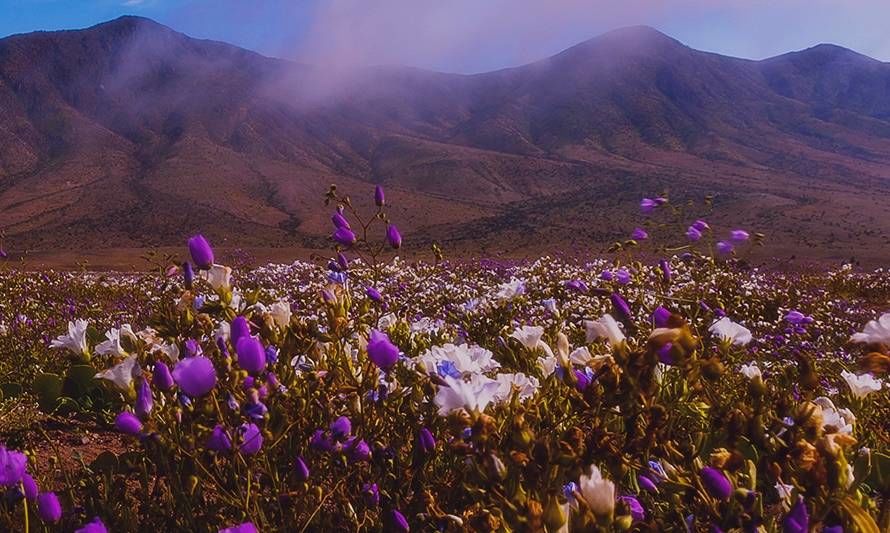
[
  {"left": 611, "top": 293, "right": 632, "bottom": 322},
  {"left": 337, "top": 252, "right": 349, "bottom": 270},
  {"left": 21, "top": 473, "right": 38, "bottom": 500},
  {"left": 206, "top": 425, "right": 233, "bottom": 452},
  {"left": 310, "top": 429, "right": 334, "bottom": 452},
  {"left": 115, "top": 411, "right": 143, "bottom": 436},
  {"left": 187, "top": 235, "right": 214, "bottom": 270},
  {"left": 716, "top": 241, "right": 734, "bottom": 255},
  {"left": 564, "top": 279, "right": 589, "bottom": 293},
  {"left": 239, "top": 423, "right": 263, "bottom": 456},
  {"left": 640, "top": 198, "right": 657, "bottom": 213},
  {"left": 692, "top": 219, "right": 710, "bottom": 231},
  {"left": 637, "top": 474, "right": 658, "bottom": 493},
  {"left": 700, "top": 467, "right": 732, "bottom": 500},
  {"left": 294, "top": 456, "right": 310, "bottom": 482},
  {"left": 367, "top": 330, "right": 400, "bottom": 370},
  {"left": 347, "top": 438, "right": 371, "bottom": 463},
  {"left": 632, "top": 227, "right": 649, "bottom": 240},
  {"left": 366, "top": 287, "right": 383, "bottom": 303},
  {"left": 389, "top": 509, "right": 410, "bottom": 532},
  {"left": 330, "top": 416, "right": 352, "bottom": 440},
  {"left": 331, "top": 212, "right": 351, "bottom": 230},
  {"left": 657, "top": 342, "right": 675, "bottom": 365},
  {"left": 574, "top": 369, "right": 591, "bottom": 391},
  {"left": 659, "top": 259, "right": 671, "bottom": 283},
  {"left": 387, "top": 225, "right": 402, "bottom": 249},
  {"left": 230, "top": 316, "right": 251, "bottom": 345},
  {"left": 418, "top": 428, "right": 436, "bottom": 455},
  {"left": 686, "top": 226, "right": 703, "bottom": 242},
  {"left": 75, "top": 516, "right": 108, "bottom": 533},
  {"left": 375, "top": 184, "right": 386, "bottom": 206},
  {"left": 616, "top": 268, "right": 631, "bottom": 285},
  {"left": 782, "top": 497, "right": 809, "bottom": 533},
  {"left": 183, "top": 262, "right": 194, "bottom": 289},
  {"left": 730, "top": 230, "right": 750, "bottom": 242},
  {"left": 620, "top": 495, "right": 646, "bottom": 522},
  {"left": 219, "top": 523, "right": 259, "bottom": 533},
  {"left": 0, "top": 445, "right": 27, "bottom": 487},
  {"left": 600, "top": 270, "right": 614, "bottom": 281},
  {"left": 362, "top": 482, "right": 380, "bottom": 507},
  {"left": 236, "top": 336, "right": 267, "bottom": 375},
  {"left": 37, "top": 491, "right": 62, "bottom": 523},
  {"left": 652, "top": 306, "right": 671, "bottom": 328},
  {"left": 172, "top": 356, "right": 217, "bottom": 397},
  {"left": 135, "top": 378, "right": 153, "bottom": 419},
  {"left": 333, "top": 227, "right": 357, "bottom": 247}
]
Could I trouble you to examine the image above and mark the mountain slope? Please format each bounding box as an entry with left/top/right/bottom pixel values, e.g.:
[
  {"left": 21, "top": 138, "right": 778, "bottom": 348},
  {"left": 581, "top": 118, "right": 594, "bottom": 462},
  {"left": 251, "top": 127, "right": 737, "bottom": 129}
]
[{"left": 1, "top": 17, "right": 890, "bottom": 266}]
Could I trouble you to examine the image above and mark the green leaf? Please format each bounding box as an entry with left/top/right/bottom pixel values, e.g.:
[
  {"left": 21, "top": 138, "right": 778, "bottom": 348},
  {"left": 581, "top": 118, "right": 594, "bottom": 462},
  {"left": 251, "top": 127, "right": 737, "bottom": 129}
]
[
  {"left": 90, "top": 451, "right": 119, "bottom": 474},
  {"left": 0, "top": 382, "right": 23, "bottom": 399},
  {"left": 32, "top": 373, "right": 63, "bottom": 412},
  {"left": 63, "top": 364, "right": 98, "bottom": 398}
]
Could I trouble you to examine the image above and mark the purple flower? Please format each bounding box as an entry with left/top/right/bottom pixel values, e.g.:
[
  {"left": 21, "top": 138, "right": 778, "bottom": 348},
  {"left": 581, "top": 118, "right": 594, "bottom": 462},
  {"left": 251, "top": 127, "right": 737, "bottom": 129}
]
[
  {"left": 652, "top": 306, "right": 671, "bottom": 328},
  {"left": 21, "top": 473, "right": 38, "bottom": 500},
  {"left": 337, "top": 252, "right": 349, "bottom": 270},
  {"left": 716, "top": 241, "right": 734, "bottom": 255},
  {"left": 183, "top": 262, "right": 194, "bottom": 289},
  {"left": 207, "top": 425, "right": 233, "bottom": 452},
  {"left": 362, "top": 482, "right": 380, "bottom": 507},
  {"left": 0, "top": 445, "right": 27, "bottom": 486},
  {"left": 692, "top": 219, "right": 710, "bottom": 231},
  {"left": 239, "top": 423, "right": 263, "bottom": 456},
  {"left": 75, "top": 516, "right": 108, "bottom": 533},
  {"left": 367, "top": 330, "right": 400, "bottom": 370},
  {"left": 782, "top": 497, "right": 809, "bottom": 533},
  {"left": 172, "top": 356, "right": 217, "bottom": 397},
  {"left": 333, "top": 227, "right": 357, "bottom": 247},
  {"left": 700, "top": 467, "right": 732, "bottom": 500},
  {"left": 219, "top": 523, "right": 259, "bottom": 533},
  {"left": 310, "top": 429, "right": 334, "bottom": 452},
  {"left": 294, "top": 456, "right": 310, "bottom": 482},
  {"left": 611, "top": 293, "right": 632, "bottom": 322},
  {"left": 236, "top": 336, "right": 267, "bottom": 375},
  {"left": 115, "top": 411, "right": 143, "bottom": 436},
  {"left": 37, "top": 491, "right": 62, "bottom": 522},
  {"left": 387, "top": 224, "right": 402, "bottom": 249},
  {"left": 620, "top": 495, "right": 646, "bottom": 522},
  {"left": 564, "top": 279, "right": 589, "bottom": 293},
  {"left": 347, "top": 438, "right": 371, "bottom": 463},
  {"left": 417, "top": 428, "right": 436, "bottom": 455},
  {"left": 632, "top": 227, "right": 649, "bottom": 240},
  {"left": 331, "top": 212, "right": 351, "bottom": 230},
  {"left": 375, "top": 184, "right": 386, "bottom": 207},
  {"left": 330, "top": 416, "right": 352, "bottom": 440},
  {"left": 616, "top": 268, "right": 631, "bottom": 285},
  {"left": 730, "top": 229, "right": 750, "bottom": 242},
  {"left": 686, "top": 226, "right": 703, "bottom": 242},
  {"left": 574, "top": 369, "right": 591, "bottom": 391},
  {"left": 388, "top": 509, "right": 410, "bottom": 532},
  {"left": 366, "top": 287, "right": 383, "bottom": 303},
  {"left": 188, "top": 235, "right": 214, "bottom": 270},
  {"left": 135, "top": 378, "right": 153, "bottom": 419},
  {"left": 659, "top": 259, "right": 672, "bottom": 283},
  {"left": 600, "top": 270, "right": 614, "bottom": 281},
  {"left": 637, "top": 474, "right": 658, "bottom": 493},
  {"left": 640, "top": 198, "right": 657, "bottom": 213},
  {"left": 230, "top": 316, "right": 251, "bottom": 345},
  {"left": 657, "top": 342, "right": 675, "bottom": 365}
]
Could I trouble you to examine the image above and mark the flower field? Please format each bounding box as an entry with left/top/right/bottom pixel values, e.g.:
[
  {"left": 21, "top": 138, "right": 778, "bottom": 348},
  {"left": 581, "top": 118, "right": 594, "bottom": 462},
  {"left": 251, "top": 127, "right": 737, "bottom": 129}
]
[{"left": 0, "top": 188, "right": 888, "bottom": 532}]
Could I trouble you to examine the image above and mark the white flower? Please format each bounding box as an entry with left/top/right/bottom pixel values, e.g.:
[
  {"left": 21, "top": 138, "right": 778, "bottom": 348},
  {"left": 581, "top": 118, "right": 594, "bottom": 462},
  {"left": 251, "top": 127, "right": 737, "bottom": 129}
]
[
  {"left": 50, "top": 319, "right": 90, "bottom": 356},
  {"left": 775, "top": 481, "right": 794, "bottom": 502},
  {"left": 493, "top": 372, "right": 540, "bottom": 402},
  {"left": 510, "top": 325, "right": 544, "bottom": 350},
  {"left": 0, "top": 323, "right": 7, "bottom": 335},
  {"left": 377, "top": 313, "right": 397, "bottom": 330},
  {"left": 415, "top": 343, "right": 500, "bottom": 376},
  {"left": 269, "top": 300, "right": 292, "bottom": 329},
  {"left": 813, "top": 397, "right": 855, "bottom": 434},
  {"left": 850, "top": 312, "right": 890, "bottom": 345},
  {"left": 214, "top": 321, "right": 231, "bottom": 342},
  {"left": 200, "top": 264, "right": 233, "bottom": 291},
  {"left": 541, "top": 298, "right": 558, "bottom": 314},
  {"left": 578, "top": 464, "right": 615, "bottom": 518},
  {"left": 95, "top": 355, "right": 140, "bottom": 391},
  {"left": 95, "top": 325, "right": 138, "bottom": 358},
  {"left": 740, "top": 363, "right": 762, "bottom": 381},
  {"left": 584, "top": 314, "right": 625, "bottom": 346},
  {"left": 840, "top": 370, "right": 883, "bottom": 399},
  {"left": 569, "top": 346, "right": 592, "bottom": 365},
  {"left": 411, "top": 317, "right": 444, "bottom": 334},
  {"left": 709, "top": 317, "right": 752, "bottom": 346},
  {"left": 494, "top": 278, "right": 526, "bottom": 302},
  {"left": 434, "top": 375, "right": 499, "bottom": 415},
  {"left": 537, "top": 355, "right": 559, "bottom": 376}
]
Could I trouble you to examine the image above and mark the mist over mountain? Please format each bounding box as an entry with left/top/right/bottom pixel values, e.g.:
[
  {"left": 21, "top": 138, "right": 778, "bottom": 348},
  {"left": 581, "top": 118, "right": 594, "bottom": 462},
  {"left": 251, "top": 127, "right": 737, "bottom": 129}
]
[{"left": 2, "top": 16, "right": 889, "bottom": 266}]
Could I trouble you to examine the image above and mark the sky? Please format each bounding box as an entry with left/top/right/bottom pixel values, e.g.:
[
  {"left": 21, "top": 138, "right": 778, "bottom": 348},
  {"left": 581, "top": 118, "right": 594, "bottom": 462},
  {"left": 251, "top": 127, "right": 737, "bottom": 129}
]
[{"left": 1, "top": 0, "right": 889, "bottom": 73}]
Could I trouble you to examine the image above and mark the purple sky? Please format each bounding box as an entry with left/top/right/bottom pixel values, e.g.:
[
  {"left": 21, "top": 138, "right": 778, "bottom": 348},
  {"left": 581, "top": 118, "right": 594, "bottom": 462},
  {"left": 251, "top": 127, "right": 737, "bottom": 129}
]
[{"left": 2, "top": 0, "right": 889, "bottom": 73}]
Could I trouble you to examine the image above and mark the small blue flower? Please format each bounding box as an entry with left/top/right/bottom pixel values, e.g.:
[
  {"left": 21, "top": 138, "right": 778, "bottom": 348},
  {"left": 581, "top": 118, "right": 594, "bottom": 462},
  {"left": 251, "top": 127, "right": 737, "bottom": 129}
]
[{"left": 436, "top": 360, "right": 461, "bottom": 379}]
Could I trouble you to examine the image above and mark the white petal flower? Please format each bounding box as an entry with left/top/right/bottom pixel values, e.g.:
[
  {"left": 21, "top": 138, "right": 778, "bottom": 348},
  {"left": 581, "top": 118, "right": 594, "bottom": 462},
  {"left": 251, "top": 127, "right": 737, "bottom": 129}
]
[
  {"left": 415, "top": 344, "right": 500, "bottom": 376},
  {"left": 775, "top": 481, "right": 794, "bottom": 502},
  {"left": 740, "top": 363, "right": 762, "bottom": 381},
  {"left": 200, "top": 264, "right": 233, "bottom": 291},
  {"left": 569, "top": 346, "right": 592, "bottom": 365},
  {"left": 95, "top": 324, "right": 138, "bottom": 358},
  {"left": 434, "top": 375, "right": 499, "bottom": 415},
  {"left": 493, "top": 372, "right": 540, "bottom": 402},
  {"left": 709, "top": 317, "right": 753, "bottom": 346},
  {"left": 584, "top": 314, "right": 625, "bottom": 346},
  {"left": 269, "top": 300, "right": 292, "bottom": 329},
  {"left": 840, "top": 370, "right": 883, "bottom": 399},
  {"left": 50, "top": 319, "right": 90, "bottom": 356},
  {"left": 494, "top": 278, "right": 526, "bottom": 302},
  {"left": 510, "top": 325, "right": 544, "bottom": 350},
  {"left": 537, "top": 355, "right": 558, "bottom": 377},
  {"left": 578, "top": 464, "right": 615, "bottom": 518},
  {"left": 95, "top": 355, "right": 140, "bottom": 392},
  {"left": 850, "top": 312, "right": 890, "bottom": 345},
  {"left": 813, "top": 397, "right": 855, "bottom": 434}
]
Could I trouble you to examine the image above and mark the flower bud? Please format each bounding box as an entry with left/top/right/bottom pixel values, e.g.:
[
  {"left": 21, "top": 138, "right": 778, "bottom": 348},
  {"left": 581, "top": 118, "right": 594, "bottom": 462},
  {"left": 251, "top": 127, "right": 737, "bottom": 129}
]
[
  {"left": 187, "top": 235, "right": 214, "bottom": 270},
  {"left": 387, "top": 225, "right": 402, "bottom": 249},
  {"left": 115, "top": 411, "right": 143, "bottom": 436}
]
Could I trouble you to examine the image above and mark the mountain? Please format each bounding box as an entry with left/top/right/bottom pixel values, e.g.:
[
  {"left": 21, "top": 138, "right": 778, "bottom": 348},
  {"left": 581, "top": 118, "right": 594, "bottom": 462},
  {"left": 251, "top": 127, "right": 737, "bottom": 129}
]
[{"left": 1, "top": 17, "right": 889, "bottom": 267}]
